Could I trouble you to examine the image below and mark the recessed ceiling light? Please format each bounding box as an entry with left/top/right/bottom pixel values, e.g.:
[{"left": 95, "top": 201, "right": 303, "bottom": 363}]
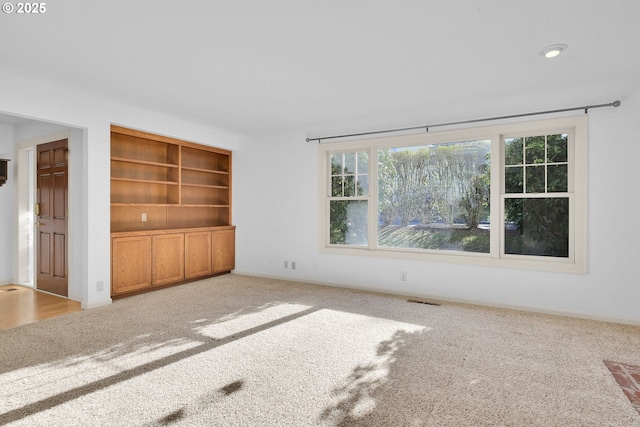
[{"left": 541, "top": 44, "right": 568, "bottom": 58}]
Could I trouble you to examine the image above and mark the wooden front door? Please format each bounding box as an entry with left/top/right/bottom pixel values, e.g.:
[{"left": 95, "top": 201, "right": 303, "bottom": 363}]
[{"left": 36, "top": 139, "right": 69, "bottom": 297}]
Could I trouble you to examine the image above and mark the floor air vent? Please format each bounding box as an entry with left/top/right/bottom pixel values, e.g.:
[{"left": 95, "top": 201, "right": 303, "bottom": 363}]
[{"left": 407, "top": 299, "right": 440, "bottom": 306}]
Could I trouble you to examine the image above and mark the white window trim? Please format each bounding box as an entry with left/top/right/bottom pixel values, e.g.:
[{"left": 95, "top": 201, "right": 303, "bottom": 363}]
[{"left": 318, "top": 115, "right": 588, "bottom": 273}]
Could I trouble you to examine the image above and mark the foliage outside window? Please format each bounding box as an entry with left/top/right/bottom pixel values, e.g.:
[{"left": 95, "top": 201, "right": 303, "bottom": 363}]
[
  {"left": 319, "top": 116, "right": 587, "bottom": 273},
  {"left": 378, "top": 141, "right": 490, "bottom": 253}
]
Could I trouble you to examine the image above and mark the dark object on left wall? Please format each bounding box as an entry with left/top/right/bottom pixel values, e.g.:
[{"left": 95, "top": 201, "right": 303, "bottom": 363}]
[{"left": 0, "top": 159, "right": 9, "bottom": 187}]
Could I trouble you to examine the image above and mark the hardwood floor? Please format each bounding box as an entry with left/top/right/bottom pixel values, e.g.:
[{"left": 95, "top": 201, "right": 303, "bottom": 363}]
[{"left": 0, "top": 285, "right": 82, "bottom": 331}]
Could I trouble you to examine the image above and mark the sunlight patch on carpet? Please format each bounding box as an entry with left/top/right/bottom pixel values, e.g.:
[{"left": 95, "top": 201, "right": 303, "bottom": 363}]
[
  {"left": 317, "top": 312, "right": 428, "bottom": 424},
  {"left": 0, "top": 337, "right": 202, "bottom": 414},
  {"left": 193, "top": 302, "right": 312, "bottom": 340}
]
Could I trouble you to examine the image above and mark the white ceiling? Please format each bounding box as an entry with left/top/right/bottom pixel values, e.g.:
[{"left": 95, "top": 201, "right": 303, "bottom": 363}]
[{"left": 1, "top": 0, "right": 639, "bottom": 137}]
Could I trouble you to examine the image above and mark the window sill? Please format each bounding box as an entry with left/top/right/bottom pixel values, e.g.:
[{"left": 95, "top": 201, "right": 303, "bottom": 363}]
[{"left": 319, "top": 245, "right": 587, "bottom": 274}]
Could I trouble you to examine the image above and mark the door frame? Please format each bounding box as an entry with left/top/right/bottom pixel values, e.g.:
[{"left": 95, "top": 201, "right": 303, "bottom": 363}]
[{"left": 15, "top": 131, "right": 75, "bottom": 297}]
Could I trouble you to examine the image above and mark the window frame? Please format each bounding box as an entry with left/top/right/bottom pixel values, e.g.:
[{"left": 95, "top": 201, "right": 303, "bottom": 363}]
[
  {"left": 317, "top": 115, "right": 588, "bottom": 273},
  {"left": 500, "top": 131, "right": 574, "bottom": 261},
  {"left": 327, "top": 149, "right": 371, "bottom": 246}
]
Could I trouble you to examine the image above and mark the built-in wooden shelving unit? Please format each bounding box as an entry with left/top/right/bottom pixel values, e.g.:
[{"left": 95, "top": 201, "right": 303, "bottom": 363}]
[{"left": 110, "top": 126, "right": 234, "bottom": 297}]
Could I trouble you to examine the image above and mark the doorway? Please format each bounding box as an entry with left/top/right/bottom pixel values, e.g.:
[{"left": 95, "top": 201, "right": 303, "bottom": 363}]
[{"left": 36, "top": 139, "right": 68, "bottom": 297}]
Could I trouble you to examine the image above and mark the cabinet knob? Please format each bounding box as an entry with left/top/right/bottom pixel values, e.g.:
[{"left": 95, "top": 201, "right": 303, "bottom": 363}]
[{"left": 35, "top": 221, "right": 41, "bottom": 227}]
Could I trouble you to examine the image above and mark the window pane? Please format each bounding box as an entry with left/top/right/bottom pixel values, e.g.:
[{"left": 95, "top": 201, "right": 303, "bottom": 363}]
[
  {"left": 504, "top": 197, "right": 569, "bottom": 257},
  {"left": 525, "top": 165, "right": 545, "bottom": 193},
  {"left": 358, "top": 152, "right": 369, "bottom": 173},
  {"left": 505, "top": 138, "right": 523, "bottom": 165},
  {"left": 378, "top": 222, "right": 490, "bottom": 253},
  {"left": 330, "top": 200, "right": 368, "bottom": 245},
  {"left": 331, "top": 153, "right": 343, "bottom": 173},
  {"left": 344, "top": 153, "right": 356, "bottom": 174},
  {"left": 378, "top": 140, "right": 490, "bottom": 253},
  {"left": 547, "top": 164, "right": 568, "bottom": 192},
  {"left": 356, "top": 174, "right": 369, "bottom": 196},
  {"left": 547, "top": 134, "right": 568, "bottom": 163},
  {"left": 525, "top": 136, "right": 545, "bottom": 164},
  {"left": 331, "top": 176, "right": 343, "bottom": 197},
  {"left": 505, "top": 166, "right": 523, "bottom": 193},
  {"left": 344, "top": 175, "right": 356, "bottom": 196}
]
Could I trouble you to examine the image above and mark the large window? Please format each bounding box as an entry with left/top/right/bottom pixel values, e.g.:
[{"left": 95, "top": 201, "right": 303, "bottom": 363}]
[{"left": 319, "top": 116, "right": 588, "bottom": 273}]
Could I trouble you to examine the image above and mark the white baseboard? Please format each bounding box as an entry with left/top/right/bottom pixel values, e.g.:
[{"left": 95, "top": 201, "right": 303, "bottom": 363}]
[
  {"left": 231, "top": 270, "right": 640, "bottom": 327},
  {"left": 81, "top": 299, "right": 112, "bottom": 309}
]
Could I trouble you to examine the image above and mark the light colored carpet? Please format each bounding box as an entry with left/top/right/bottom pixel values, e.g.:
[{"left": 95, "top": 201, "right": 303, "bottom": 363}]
[{"left": 1, "top": 274, "right": 639, "bottom": 426}]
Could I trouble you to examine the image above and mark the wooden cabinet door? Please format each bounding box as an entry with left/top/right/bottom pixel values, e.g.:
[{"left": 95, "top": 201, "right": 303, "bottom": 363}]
[
  {"left": 212, "top": 228, "right": 235, "bottom": 273},
  {"left": 112, "top": 236, "right": 152, "bottom": 295},
  {"left": 152, "top": 233, "right": 185, "bottom": 286},
  {"left": 185, "top": 231, "right": 212, "bottom": 279}
]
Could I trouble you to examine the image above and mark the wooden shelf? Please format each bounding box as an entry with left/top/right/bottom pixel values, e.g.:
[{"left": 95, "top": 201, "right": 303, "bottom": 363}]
[
  {"left": 111, "top": 181, "right": 179, "bottom": 205},
  {"left": 175, "top": 205, "right": 231, "bottom": 209},
  {"left": 181, "top": 183, "right": 228, "bottom": 189},
  {"left": 111, "top": 177, "right": 179, "bottom": 185},
  {"left": 182, "top": 169, "right": 229, "bottom": 175},
  {"left": 111, "top": 132, "right": 179, "bottom": 165},
  {"left": 110, "top": 203, "right": 230, "bottom": 212},
  {"left": 181, "top": 146, "right": 230, "bottom": 172},
  {"left": 110, "top": 125, "right": 232, "bottom": 229},
  {"left": 110, "top": 126, "right": 234, "bottom": 297},
  {"left": 111, "top": 157, "right": 180, "bottom": 168}
]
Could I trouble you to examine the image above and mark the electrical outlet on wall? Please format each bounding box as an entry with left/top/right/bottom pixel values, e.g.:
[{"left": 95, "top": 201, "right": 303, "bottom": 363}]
[
  {"left": 400, "top": 271, "right": 407, "bottom": 281},
  {"left": 141, "top": 213, "right": 147, "bottom": 222},
  {"left": 284, "top": 260, "right": 288, "bottom": 269},
  {"left": 291, "top": 261, "right": 296, "bottom": 270}
]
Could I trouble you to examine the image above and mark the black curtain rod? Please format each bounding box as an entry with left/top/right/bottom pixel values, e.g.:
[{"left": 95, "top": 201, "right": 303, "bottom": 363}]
[{"left": 306, "top": 100, "right": 621, "bottom": 143}]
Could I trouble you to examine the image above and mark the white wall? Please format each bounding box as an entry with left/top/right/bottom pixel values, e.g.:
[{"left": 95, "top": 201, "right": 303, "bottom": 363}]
[
  {"left": 0, "top": 124, "right": 15, "bottom": 284},
  {"left": 234, "top": 88, "right": 640, "bottom": 325},
  {"left": 0, "top": 70, "right": 244, "bottom": 308}
]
